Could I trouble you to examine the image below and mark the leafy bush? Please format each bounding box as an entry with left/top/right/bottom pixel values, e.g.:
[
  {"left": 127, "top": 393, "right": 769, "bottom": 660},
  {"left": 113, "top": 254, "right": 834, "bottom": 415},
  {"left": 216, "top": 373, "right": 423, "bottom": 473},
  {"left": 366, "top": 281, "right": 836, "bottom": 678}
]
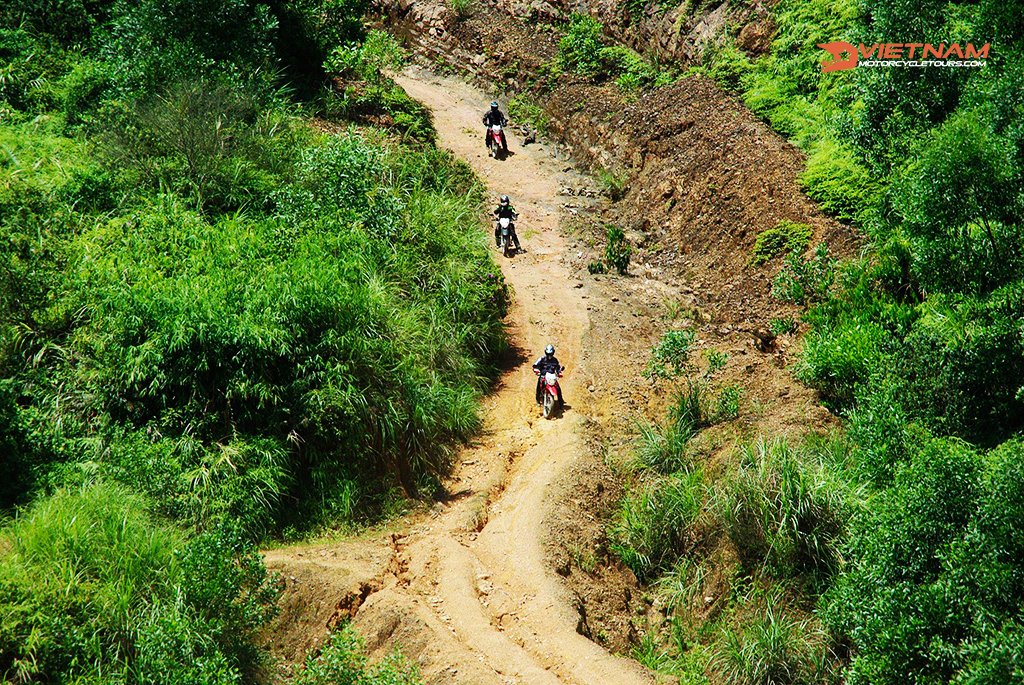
[
  {"left": 769, "top": 317, "right": 797, "bottom": 336},
  {"left": 796, "top": 320, "right": 886, "bottom": 411},
  {"left": 751, "top": 220, "right": 813, "bottom": 265},
  {"left": 598, "top": 45, "right": 659, "bottom": 90},
  {"left": 710, "top": 385, "right": 741, "bottom": 423},
  {"left": 799, "top": 137, "right": 881, "bottom": 224},
  {"left": 771, "top": 242, "right": 836, "bottom": 305},
  {"left": 598, "top": 168, "right": 629, "bottom": 200},
  {"left": 104, "top": 0, "right": 279, "bottom": 97},
  {"left": 645, "top": 329, "right": 695, "bottom": 380},
  {"left": 824, "top": 436, "right": 988, "bottom": 684},
  {"left": 696, "top": 41, "right": 752, "bottom": 93},
  {"left": 0, "top": 483, "right": 276, "bottom": 683},
  {"left": 508, "top": 93, "right": 548, "bottom": 134},
  {"left": 325, "top": 30, "right": 404, "bottom": 83},
  {"left": 101, "top": 78, "right": 293, "bottom": 212},
  {"left": 557, "top": 14, "right": 605, "bottom": 78},
  {"left": 0, "top": 0, "right": 115, "bottom": 46},
  {"left": 604, "top": 224, "right": 632, "bottom": 274},
  {"left": 294, "top": 623, "right": 423, "bottom": 685}
]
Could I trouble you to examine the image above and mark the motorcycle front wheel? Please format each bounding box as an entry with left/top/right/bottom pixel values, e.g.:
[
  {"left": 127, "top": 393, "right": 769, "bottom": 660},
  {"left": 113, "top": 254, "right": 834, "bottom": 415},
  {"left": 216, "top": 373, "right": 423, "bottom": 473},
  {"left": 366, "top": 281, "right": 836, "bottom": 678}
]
[{"left": 543, "top": 392, "right": 554, "bottom": 419}]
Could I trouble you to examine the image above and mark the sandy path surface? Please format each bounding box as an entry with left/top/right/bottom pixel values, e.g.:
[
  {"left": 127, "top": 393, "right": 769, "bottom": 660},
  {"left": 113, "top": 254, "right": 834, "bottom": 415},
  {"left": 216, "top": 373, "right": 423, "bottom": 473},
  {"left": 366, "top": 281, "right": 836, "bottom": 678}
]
[{"left": 265, "top": 67, "right": 653, "bottom": 685}]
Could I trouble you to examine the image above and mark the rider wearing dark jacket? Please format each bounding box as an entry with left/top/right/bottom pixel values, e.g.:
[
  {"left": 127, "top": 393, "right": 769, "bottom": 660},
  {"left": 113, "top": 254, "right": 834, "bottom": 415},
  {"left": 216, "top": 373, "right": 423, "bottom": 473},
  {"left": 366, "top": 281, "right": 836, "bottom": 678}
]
[
  {"left": 483, "top": 101, "right": 509, "bottom": 151},
  {"left": 493, "top": 195, "right": 522, "bottom": 251},
  {"left": 533, "top": 344, "right": 564, "bottom": 405}
]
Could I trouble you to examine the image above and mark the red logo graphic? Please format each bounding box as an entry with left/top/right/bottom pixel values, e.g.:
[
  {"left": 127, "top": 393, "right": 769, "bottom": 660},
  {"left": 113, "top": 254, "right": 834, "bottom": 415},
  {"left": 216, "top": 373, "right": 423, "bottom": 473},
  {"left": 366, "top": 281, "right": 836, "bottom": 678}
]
[{"left": 817, "top": 42, "right": 858, "bottom": 72}]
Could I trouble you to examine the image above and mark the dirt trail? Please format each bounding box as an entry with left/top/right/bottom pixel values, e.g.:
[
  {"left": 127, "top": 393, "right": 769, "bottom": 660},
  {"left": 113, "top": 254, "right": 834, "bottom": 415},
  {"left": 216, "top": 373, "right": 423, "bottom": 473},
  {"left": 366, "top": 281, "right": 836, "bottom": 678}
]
[{"left": 263, "top": 67, "right": 654, "bottom": 685}]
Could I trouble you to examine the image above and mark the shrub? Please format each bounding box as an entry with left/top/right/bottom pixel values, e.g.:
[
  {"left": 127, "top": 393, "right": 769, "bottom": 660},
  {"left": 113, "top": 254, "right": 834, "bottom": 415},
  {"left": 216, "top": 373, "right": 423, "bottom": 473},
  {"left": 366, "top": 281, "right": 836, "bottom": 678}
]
[
  {"left": 645, "top": 329, "right": 695, "bottom": 380},
  {"left": 597, "top": 167, "right": 629, "bottom": 200},
  {"left": 796, "top": 320, "right": 886, "bottom": 411},
  {"left": 294, "top": 623, "right": 423, "bottom": 685},
  {"left": 104, "top": 0, "right": 279, "bottom": 97},
  {"left": 751, "top": 220, "right": 813, "bottom": 265},
  {"left": 20, "top": 132, "right": 506, "bottom": 532},
  {"left": 508, "top": 93, "right": 548, "bottom": 134},
  {"left": 599, "top": 45, "right": 658, "bottom": 89},
  {"left": 771, "top": 242, "right": 836, "bottom": 305},
  {"left": 698, "top": 41, "right": 752, "bottom": 93},
  {"left": 710, "top": 385, "right": 741, "bottom": 423},
  {"left": 557, "top": 14, "right": 605, "bottom": 78},
  {"left": 823, "top": 436, "right": 982, "bottom": 684},
  {"left": 0, "top": 483, "right": 276, "bottom": 683},
  {"left": 610, "top": 470, "right": 707, "bottom": 580},
  {"left": 59, "top": 58, "right": 111, "bottom": 126},
  {"left": 325, "top": 30, "right": 403, "bottom": 84},
  {"left": 717, "top": 438, "right": 847, "bottom": 577},
  {"left": 800, "top": 138, "right": 881, "bottom": 224},
  {"left": 769, "top": 317, "right": 798, "bottom": 336},
  {"left": 604, "top": 224, "right": 632, "bottom": 274}
]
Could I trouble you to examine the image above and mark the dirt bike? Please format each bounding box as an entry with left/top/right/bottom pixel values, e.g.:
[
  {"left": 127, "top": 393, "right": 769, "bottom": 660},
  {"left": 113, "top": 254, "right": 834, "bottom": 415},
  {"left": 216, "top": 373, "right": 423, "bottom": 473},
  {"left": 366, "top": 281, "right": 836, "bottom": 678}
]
[
  {"left": 535, "top": 368, "right": 564, "bottom": 419},
  {"left": 497, "top": 217, "right": 516, "bottom": 257},
  {"left": 487, "top": 124, "right": 507, "bottom": 159}
]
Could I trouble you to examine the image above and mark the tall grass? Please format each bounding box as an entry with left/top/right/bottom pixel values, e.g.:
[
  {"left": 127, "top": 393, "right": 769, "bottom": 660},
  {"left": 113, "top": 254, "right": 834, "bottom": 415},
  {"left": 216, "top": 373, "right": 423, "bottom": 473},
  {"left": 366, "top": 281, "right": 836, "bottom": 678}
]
[
  {"left": 712, "top": 594, "right": 830, "bottom": 685},
  {"left": 716, "top": 438, "right": 847, "bottom": 578},
  {"left": 0, "top": 482, "right": 276, "bottom": 684},
  {"left": 610, "top": 470, "right": 707, "bottom": 580}
]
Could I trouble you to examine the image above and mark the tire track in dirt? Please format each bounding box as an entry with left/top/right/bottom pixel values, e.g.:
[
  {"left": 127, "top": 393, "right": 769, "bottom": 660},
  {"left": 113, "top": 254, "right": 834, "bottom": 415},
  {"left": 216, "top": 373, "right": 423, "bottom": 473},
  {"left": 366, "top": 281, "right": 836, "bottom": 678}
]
[{"left": 264, "top": 66, "right": 654, "bottom": 685}]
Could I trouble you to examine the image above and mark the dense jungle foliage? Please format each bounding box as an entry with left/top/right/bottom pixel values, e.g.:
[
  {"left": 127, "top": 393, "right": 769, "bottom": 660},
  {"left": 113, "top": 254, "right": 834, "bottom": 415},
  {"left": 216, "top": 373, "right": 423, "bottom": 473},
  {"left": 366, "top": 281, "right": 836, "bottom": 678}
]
[
  {"left": 0, "top": 1, "right": 504, "bottom": 681},
  {"left": 616, "top": 0, "right": 1024, "bottom": 682}
]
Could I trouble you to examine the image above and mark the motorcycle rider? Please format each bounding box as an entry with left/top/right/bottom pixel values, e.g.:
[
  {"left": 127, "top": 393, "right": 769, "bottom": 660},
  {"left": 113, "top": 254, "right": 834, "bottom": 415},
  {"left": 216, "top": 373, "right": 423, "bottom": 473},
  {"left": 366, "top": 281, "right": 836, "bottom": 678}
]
[
  {"left": 493, "top": 195, "right": 522, "bottom": 252},
  {"left": 482, "top": 101, "right": 509, "bottom": 152},
  {"left": 533, "top": 344, "right": 565, "bottom": 406}
]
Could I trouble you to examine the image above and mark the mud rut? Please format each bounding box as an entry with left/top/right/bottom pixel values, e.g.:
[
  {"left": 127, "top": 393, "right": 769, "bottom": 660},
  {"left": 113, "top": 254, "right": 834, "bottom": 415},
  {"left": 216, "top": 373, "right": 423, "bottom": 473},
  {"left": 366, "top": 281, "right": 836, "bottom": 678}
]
[{"left": 266, "top": 68, "right": 654, "bottom": 685}]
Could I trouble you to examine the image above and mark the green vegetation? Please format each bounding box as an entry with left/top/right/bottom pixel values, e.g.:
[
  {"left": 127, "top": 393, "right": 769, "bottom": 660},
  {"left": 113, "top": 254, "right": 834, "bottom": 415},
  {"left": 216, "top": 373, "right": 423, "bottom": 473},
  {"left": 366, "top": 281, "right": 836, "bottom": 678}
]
[
  {"left": 508, "top": 93, "right": 549, "bottom": 134},
  {"left": 0, "top": 483, "right": 276, "bottom": 683},
  {"left": 645, "top": 329, "right": 695, "bottom": 380},
  {"left": 597, "top": 167, "right": 630, "bottom": 201},
  {"left": 293, "top": 623, "right": 423, "bottom": 685},
  {"left": 750, "top": 220, "right": 813, "bottom": 265},
  {"left": 630, "top": 0, "right": 1024, "bottom": 681},
  {"left": 449, "top": 0, "right": 477, "bottom": 19},
  {"left": 0, "top": 1, "right": 503, "bottom": 682},
  {"left": 554, "top": 13, "right": 676, "bottom": 91},
  {"left": 604, "top": 224, "right": 633, "bottom": 274}
]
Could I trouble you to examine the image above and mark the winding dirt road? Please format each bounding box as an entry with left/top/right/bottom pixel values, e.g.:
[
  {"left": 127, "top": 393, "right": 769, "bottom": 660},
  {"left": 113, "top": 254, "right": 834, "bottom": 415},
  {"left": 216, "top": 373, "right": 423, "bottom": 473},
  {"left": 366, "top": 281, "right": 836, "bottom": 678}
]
[{"left": 265, "top": 67, "right": 654, "bottom": 685}]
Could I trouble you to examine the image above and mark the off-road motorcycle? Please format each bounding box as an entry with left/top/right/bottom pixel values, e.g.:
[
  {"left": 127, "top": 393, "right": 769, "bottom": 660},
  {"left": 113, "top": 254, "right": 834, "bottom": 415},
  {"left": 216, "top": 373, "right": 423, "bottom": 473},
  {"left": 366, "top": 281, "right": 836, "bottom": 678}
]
[
  {"left": 497, "top": 217, "right": 516, "bottom": 257},
  {"left": 487, "top": 124, "right": 507, "bottom": 159},
  {"left": 535, "top": 368, "right": 563, "bottom": 419}
]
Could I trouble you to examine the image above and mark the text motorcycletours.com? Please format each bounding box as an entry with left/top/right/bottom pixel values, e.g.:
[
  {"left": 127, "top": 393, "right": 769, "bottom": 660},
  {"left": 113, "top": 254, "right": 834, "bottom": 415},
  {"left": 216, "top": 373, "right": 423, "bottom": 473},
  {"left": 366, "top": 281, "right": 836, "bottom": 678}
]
[{"left": 817, "top": 42, "right": 990, "bottom": 71}]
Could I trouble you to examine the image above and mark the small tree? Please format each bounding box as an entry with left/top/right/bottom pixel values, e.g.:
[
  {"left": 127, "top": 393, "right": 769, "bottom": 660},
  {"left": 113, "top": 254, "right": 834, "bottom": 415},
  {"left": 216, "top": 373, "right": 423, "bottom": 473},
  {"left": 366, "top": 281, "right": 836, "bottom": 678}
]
[{"left": 605, "top": 225, "right": 632, "bottom": 275}]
